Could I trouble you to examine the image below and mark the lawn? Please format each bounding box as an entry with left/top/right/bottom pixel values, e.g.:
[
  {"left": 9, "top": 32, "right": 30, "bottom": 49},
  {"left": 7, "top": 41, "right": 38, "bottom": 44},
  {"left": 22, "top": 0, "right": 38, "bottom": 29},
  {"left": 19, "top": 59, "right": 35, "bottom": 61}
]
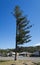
[
  {"left": 38, "top": 62, "right": 40, "bottom": 65},
  {"left": 0, "top": 60, "right": 34, "bottom": 65},
  {"left": 0, "top": 60, "right": 15, "bottom": 65},
  {"left": 0, "top": 60, "right": 40, "bottom": 65},
  {"left": 32, "top": 62, "right": 40, "bottom": 65}
]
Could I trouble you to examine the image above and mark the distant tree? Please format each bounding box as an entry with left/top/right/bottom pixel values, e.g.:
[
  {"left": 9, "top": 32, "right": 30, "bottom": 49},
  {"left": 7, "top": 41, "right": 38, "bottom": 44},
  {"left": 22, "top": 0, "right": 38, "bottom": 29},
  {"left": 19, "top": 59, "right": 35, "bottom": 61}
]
[{"left": 14, "top": 6, "right": 32, "bottom": 60}]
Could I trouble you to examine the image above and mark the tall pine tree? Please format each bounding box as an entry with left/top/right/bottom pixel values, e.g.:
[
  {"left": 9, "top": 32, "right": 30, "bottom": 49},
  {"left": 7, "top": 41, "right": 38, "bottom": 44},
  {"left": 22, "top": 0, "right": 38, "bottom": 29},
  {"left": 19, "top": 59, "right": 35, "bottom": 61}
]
[{"left": 14, "top": 6, "right": 32, "bottom": 60}]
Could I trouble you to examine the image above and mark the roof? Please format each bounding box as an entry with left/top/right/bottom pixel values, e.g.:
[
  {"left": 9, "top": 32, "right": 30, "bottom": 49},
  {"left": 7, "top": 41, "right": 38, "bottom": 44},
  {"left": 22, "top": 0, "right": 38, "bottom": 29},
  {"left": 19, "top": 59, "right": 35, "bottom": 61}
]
[{"left": 19, "top": 52, "right": 32, "bottom": 54}]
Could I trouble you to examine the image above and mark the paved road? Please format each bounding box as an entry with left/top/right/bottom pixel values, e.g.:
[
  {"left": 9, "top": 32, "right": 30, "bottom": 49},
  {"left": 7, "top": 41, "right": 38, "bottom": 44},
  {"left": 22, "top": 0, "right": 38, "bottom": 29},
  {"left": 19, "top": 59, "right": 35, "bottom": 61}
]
[{"left": 0, "top": 56, "right": 40, "bottom": 63}]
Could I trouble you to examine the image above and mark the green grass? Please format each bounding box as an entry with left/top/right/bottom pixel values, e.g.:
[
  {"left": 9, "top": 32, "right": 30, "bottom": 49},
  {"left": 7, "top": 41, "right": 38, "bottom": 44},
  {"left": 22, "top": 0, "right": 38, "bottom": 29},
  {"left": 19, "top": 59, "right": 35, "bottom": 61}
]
[
  {"left": 0, "top": 60, "right": 32, "bottom": 65},
  {"left": 33, "top": 62, "right": 40, "bottom": 65},
  {"left": 37, "top": 62, "right": 40, "bottom": 65},
  {"left": 0, "top": 60, "right": 40, "bottom": 65},
  {"left": 0, "top": 60, "right": 15, "bottom": 65},
  {"left": 0, "top": 60, "right": 9, "bottom": 62}
]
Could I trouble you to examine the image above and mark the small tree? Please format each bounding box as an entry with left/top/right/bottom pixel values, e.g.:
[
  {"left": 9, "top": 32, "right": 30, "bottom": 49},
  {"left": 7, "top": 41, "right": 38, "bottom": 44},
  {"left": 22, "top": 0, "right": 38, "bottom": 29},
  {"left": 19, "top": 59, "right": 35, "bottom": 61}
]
[{"left": 14, "top": 6, "right": 32, "bottom": 60}]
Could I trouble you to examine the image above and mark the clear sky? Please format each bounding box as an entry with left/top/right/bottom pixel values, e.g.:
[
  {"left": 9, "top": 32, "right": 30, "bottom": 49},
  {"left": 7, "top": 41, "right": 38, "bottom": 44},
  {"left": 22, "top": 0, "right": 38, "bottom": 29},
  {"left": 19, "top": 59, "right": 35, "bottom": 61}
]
[{"left": 0, "top": 0, "right": 40, "bottom": 49}]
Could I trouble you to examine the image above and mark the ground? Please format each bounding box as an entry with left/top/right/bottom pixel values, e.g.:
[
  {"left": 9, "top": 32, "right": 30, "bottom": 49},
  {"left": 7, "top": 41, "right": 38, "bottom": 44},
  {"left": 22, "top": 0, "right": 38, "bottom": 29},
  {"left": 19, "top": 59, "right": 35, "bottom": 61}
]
[
  {"left": 0, "top": 60, "right": 40, "bottom": 65},
  {"left": 0, "top": 57, "right": 40, "bottom": 65},
  {"left": 0, "top": 60, "right": 34, "bottom": 65}
]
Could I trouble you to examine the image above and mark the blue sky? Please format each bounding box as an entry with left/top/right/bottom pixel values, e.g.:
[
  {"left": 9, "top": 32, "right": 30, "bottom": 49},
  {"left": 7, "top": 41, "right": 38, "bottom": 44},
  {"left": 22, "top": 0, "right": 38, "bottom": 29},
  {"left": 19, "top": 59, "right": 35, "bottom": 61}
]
[{"left": 0, "top": 0, "right": 40, "bottom": 49}]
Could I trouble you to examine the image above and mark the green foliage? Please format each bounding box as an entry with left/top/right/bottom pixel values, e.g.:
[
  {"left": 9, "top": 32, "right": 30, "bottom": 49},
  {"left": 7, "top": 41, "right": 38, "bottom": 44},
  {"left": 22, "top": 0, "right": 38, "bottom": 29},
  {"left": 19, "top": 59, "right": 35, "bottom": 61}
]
[
  {"left": 14, "top": 6, "right": 32, "bottom": 45},
  {"left": 17, "top": 46, "right": 40, "bottom": 53},
  {"left": 0, "top": 46, "right": 40, "bottom": 53}
]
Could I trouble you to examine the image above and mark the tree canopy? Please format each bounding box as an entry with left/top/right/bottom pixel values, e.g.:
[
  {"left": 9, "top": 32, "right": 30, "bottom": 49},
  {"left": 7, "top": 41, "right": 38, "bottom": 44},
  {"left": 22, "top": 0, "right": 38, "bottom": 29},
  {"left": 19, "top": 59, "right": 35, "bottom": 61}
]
[{"left": 14, "top": 6, "right": 32, "bottom": 45}]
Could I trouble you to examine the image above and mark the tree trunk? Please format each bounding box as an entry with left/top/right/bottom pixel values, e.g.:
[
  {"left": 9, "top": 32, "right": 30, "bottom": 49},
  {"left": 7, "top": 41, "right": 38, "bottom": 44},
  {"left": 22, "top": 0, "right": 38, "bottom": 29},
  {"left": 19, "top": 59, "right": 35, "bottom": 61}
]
[
  {"left": 15, "top": 42, "right": 17, "bottom": 60},
  {"left": 14, "top": 19, "right": 17, "bottom": 61}
]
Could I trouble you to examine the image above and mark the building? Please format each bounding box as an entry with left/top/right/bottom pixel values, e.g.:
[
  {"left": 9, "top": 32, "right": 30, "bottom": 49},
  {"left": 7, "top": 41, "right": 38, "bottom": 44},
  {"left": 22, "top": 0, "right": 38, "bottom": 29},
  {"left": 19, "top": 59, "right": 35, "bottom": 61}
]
[
  {"left": 33, "top": 51, "right": 40, "bottom": 57},
  {"left": 7, "top": 52, "right": 15, "bottom": 56},
  {"left": 0, "top": 53, "right": 2, "bottom": 56},
  {"left": 19, "top": 52, "right": 32, "bottom": 57},
  {"left": 19, "top": 52, "right": 27, "bottom": 56},
  {"left": 7, "top": 51, "right": 19, "bottom": 56}
]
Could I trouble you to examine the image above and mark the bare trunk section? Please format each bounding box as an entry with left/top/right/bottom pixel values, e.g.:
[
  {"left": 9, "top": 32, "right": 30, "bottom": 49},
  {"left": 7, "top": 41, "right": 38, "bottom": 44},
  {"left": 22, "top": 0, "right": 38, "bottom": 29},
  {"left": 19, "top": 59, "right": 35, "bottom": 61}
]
[{"left": 15, "top": 43, "right": 17, "bottom": 60}]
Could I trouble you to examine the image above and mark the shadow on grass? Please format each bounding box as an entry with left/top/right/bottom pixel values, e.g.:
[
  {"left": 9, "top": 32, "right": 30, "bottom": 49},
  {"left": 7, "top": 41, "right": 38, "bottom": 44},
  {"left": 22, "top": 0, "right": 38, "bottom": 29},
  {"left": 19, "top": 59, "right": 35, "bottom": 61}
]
[
  {"left": 0, "top": 60, "right": 9, "bottom": 62},
  {"left": 11, "top": 63, "right": 28, "bottom": 65},
  {"left": 11, "top": 64, "right": 16, "bottom": 65},
  {"left": 23, "top": 63, "right": 28, "bottom": 65},
  {"left": 32, "top": 62, "right": 39, "bottom": 65}
]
